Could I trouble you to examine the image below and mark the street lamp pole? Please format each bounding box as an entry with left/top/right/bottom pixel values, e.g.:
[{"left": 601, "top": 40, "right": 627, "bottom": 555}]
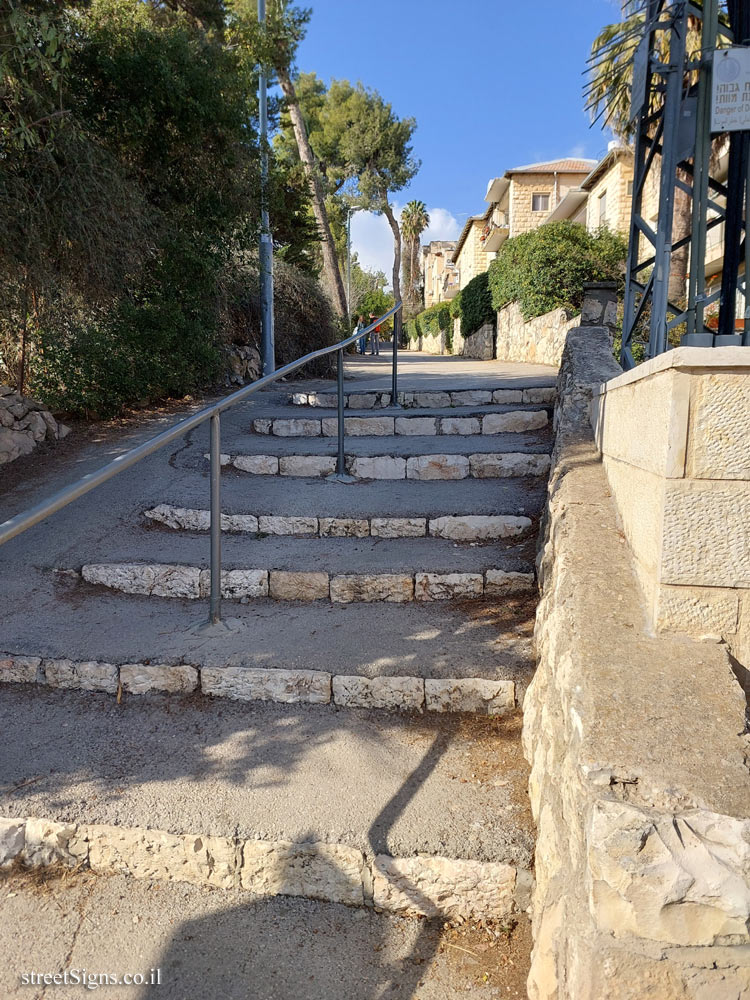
[
  {"left": 258, "top": 0, "right": 275, "bottom": 375},
  {"left": 346, "top": 208, "right": 352, "bottom": 320}
]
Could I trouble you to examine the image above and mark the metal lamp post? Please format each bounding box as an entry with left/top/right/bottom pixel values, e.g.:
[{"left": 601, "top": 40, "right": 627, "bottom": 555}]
[{"left": 258, "top": 0, "right": 275, "bottom": 376}]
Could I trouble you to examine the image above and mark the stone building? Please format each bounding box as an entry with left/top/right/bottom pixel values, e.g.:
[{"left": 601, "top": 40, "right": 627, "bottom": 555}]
[
  {"left": 484, "top": 157, "right": 597, "bottom": 249},
  {"left": 451, "top": 211, "right": 494, "bottom": 291},
  {"left": 543, "top": 143, "right": 635, "bottom": 234},
  {"left": 420, "top": 240, "right": 458, "bottom": 308}
]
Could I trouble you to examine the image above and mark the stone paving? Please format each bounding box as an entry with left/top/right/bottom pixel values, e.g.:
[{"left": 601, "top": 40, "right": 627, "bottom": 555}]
[{"left": 0, "top": 348, "right": 555, "bottom": 993}]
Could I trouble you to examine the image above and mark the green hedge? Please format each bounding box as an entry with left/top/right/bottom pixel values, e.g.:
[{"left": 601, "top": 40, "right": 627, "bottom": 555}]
[
  {"left": 488, "top": 221, "right": 627, "bottom": 321},
  {"left": 405, "top": 301, "right": 453, "bottom": 346},
  {"left": 457, "top": 272, "right": 494, "bottom": 338}
]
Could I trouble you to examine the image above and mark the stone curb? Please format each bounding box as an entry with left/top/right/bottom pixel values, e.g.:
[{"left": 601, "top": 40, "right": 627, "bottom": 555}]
[
  {"left": 252, "top": 409, "right": 549, "bottom": 438},
  {"left": 288, "top": 387, "right": 556, "bottom": 409},
  {"left": 0, "top": 654, "right": 516, "bottom": 715},
  {"left": 221, "top": 452, "right": 552, "bottom": 481},
  {"left": 0, "top": 814, "right": 529, "bottom": 920},
  {"left": 144, "top": 506, "right": 533, "bottom": 541},
  {"left": 78, "top": 564, "right": 535, "bottom": 602}
]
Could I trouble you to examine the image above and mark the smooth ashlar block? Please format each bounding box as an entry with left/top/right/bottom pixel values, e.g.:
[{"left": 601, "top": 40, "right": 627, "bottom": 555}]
[
  {"left": 279, "top": 456, "right": 336, "bottom": 478},
  {"left": 440, "top": 416, "right": 480, "bottom": 436},
  {"left": 82, "top": 563, "right": 202, "bottom": 598},
  {"left": 347, "top": 456, "right": 406, "bottom": 480},
  {"left": 469, "top": 453, "right": 551, "bottom": 478},
  {"left": 395, "top": 417, "right": 437, "bottom": 436},
  {"left": 482, "top": 410, "right": 548, "bottom": 434},
  {"left": 318, "top": 518, "right": 370, "bottom": 538},
  {"left": 406, "top": 454, "right": 470, "bottom": 480},
  {"left": 233, "top": 455, "right": 279, "bottom": 475},
  {"left": 258, "top": 515, "right": 318, "bottom": 536},
  {"left": 268, "top": 571, "right": 330, "bottom": 601}
]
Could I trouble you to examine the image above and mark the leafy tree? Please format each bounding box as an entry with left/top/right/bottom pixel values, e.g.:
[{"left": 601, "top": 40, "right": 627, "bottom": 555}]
[
  {"left": 330, "top": 83, "right": 419, "bottom": 311},
  {"left": 229, "top": 1, "right": 349, "bottom": 318},
  {"left": 400, "top": 200, "right": 429, "bottom": 318}
]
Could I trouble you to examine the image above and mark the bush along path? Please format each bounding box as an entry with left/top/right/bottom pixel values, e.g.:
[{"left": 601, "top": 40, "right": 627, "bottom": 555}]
[{"left": 0, "top": 350, "right": 556, "bottom": 984}]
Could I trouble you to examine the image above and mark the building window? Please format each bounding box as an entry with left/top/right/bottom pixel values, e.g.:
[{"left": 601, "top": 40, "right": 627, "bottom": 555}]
[
  {"left": 532, "top": 193, "right": 549, "bottom": 213},
  {"left": 598, "top": 190, "right": 608, "bottom": 225}
]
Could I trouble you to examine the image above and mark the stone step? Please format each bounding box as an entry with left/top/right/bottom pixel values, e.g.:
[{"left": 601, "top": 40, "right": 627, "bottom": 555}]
[
  {"left": 145, "top": 504, "right": 534, "bottom": 541},
  {"left": 289, "top": 386, "right": 555, "bottom": 409},
  {"left": 222, "top": 450, "right": 551, "bottom": 480},
  {"left": 78, "top": 562, "right": 535, "bottom": 604},
  {"left": 1, "top": 652, "right": 516, "bottom": 715},
  {"left": 0, "top": 687, "right": 534, "bottom": 920},
  {"left": 2, "top": 591, "right": 536, "bottom": 692},
  {"left": 252, "top": 409, "right": 549, "bottom": 438}
]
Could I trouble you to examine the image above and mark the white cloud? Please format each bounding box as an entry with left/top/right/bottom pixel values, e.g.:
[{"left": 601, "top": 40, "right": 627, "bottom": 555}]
[{"left": 350, "top": 205, "right": 461, "bottom": 289}]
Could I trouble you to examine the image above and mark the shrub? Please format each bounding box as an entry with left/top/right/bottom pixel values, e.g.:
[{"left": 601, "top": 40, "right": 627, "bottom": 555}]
[
  {"left": 404, "top": 301, "right": 452, "bottom": 344},
  {"left": 449, "top": 290, "right": 462, "bottom": 320},
  {"left": 458, "top": 272, "right": 494, "bottom": 338},
  {"left": 488, "top": 221, "right": 627, "bottom": 321}
]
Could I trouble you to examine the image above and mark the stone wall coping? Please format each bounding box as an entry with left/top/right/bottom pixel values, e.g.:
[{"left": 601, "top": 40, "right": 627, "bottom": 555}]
[{"left": 597, "top": 345, "right": 750, "bottom": 394}]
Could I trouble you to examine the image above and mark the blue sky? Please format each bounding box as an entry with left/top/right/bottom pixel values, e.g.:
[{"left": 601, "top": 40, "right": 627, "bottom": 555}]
[{"left": 296, "top": 0, "right": 622, "bottom": 279}]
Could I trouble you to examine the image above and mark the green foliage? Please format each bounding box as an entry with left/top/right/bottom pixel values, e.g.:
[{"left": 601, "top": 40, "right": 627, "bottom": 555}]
[
  {"left": 449, "top": 290, "right": 462, "bottom": 320},
  {"left": 0, "top": 0, "right": 322, "bottom": 413},
  {"left": 458, "top": 272, "right": 494, "bottom": 338},
  {"left": 488, "top": 221, "right": 627, "bottom": 321},
  {"left": 357, "top": 289, "right": 395, "bottom": 333},
  {"left": 404, "top": 302, "right": 452, "bottom": 345}
]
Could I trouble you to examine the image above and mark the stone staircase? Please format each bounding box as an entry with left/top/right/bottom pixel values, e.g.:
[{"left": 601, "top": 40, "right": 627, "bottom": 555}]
[{"left": 0, "top": 361, "right": 554, "bottom": 943}]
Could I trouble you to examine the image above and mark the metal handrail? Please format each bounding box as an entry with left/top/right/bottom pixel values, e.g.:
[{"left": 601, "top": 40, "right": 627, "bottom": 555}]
[{"left": 0, "top": 302, "right": 404, "bottom": 625}]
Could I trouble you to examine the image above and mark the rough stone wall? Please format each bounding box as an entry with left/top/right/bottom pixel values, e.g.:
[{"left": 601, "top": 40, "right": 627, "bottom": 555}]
[
  {"left": 461, "top": 322, "right": 495, "bottom": 361},
  {"left": 524, "top": 328, "right": 750, "bottom": 999},
  {"left": 496, "top": 301, "right": 580, "bottom": 367},
  {"left": 0, "top": 387, "right": 70, "bottom": 465}
]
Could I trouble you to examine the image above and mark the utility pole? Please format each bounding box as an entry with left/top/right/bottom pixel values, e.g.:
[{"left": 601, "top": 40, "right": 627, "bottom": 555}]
[{"left": 258, "top": 0, "right": 275, "bottom": 375}]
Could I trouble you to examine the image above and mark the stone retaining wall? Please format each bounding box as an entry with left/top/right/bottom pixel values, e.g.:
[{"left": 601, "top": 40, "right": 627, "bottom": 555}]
[
  {"left": 0, "top": 387, "right": 70, "bottom": 465},
  {"left": 461, "top": 321, "right": 495, "bottom": 360},
  {"left": 592, "top": 346, "right": 750, "bottom": 666},
  {"left": 496, "top": 302, "right": 579, "bottom": 367},
  {"left": 523, "top": 327, "right": 750, "bottom": 999}
]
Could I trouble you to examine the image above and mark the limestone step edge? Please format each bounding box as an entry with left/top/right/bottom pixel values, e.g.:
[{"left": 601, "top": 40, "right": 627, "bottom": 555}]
[
  {"left": 77, "top": 563, "right": 535, "bottom": 603},
  {"left": 288, "top": 387, "right": 555, "bottom": 409},
  {"left": 0, "top": 655, "right": 517, "bottom": 714},
  {"left": 251, "top": 409, "right": 548, "bottom": 438},
  {"left": 211, "top": 452, "right": 552, "bottom": 480},
  {"left": 0, "top": 815, "right": 532, "bottom": 921},
  {"left": 144, "top": 505, "right": 534, "bottom": 541}
]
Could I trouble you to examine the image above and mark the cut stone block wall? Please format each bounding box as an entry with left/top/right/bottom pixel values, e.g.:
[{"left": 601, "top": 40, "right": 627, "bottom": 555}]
[
  {"left": 591, "top": 347, "right": 750, "bottom": 665},
  {"left": 523, "top": 327, "right": 750, "bottom": 999},
  {"left": 496, "top": 301, "right": 580, "bottom": 368}
]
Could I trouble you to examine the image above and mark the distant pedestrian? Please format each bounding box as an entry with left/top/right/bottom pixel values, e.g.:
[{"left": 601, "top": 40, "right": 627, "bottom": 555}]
[
  {"left": 355, "top": 314, "right": 368, "bottom": 354},
  {"left": 369, "top": 314, "right": 381, "bottom": 356}
]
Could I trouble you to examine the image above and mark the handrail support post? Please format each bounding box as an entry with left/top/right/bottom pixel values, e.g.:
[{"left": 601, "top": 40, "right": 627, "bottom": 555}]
[
  {"left": 391, "top": 312, "right": 401, "bottom": 408},
  {"left": 209, "top": 412, "right": 222, "bottom": 624},
  {"left": 327, "top": 345, "right": 357, "bottom": 484}
]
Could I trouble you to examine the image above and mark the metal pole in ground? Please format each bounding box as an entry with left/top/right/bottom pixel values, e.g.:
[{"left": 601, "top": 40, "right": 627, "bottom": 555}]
[
  {"left": 209, "top": 413, "right": 222, "bottom": 624},
  {"left": 336, "top": 348, "right": 346, "bottom": 475},
  {"left": 391, "top": 311, "right": 400, "bottom": 406},
  {"left": 258, "top": 0, "right": 275, "bottom": 375}
]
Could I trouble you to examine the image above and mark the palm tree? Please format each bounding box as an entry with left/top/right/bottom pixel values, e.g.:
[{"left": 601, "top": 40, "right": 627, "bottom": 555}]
[
  {"left": 400, "top": 200, "right": 429, "bottom": 317},
  {"left": 586, "top": 7, "right": 705, "bottom": 305}
]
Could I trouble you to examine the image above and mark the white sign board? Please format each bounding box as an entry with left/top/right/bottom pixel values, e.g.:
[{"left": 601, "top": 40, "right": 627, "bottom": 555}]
[{"left": 712, "top": 47, "right": 750, "bottom": 132}]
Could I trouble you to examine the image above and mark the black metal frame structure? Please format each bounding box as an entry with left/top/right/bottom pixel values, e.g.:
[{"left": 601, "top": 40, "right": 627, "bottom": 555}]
[{"left": 621, "top": 0, "right": 750, "bottom": 369}]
